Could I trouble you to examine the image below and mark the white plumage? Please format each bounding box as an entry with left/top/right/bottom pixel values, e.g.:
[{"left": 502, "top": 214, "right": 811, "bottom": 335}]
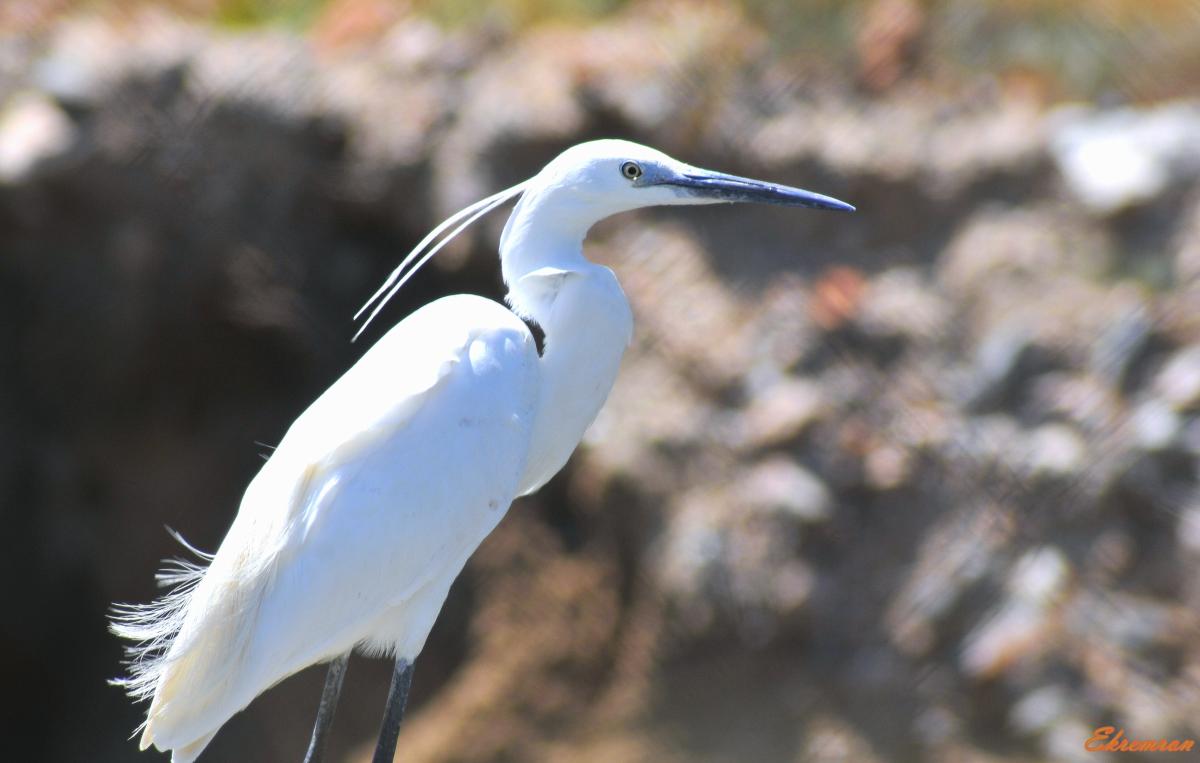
[
  {"left": 112, "top": 139, "right": 852, "bottom": 762},
  {"left": 116, "top": 296, "right": 539, "bottom": 758}
]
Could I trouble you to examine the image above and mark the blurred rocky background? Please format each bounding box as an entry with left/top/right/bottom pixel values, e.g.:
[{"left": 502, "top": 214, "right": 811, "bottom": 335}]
[{"left": 2, "top": 0, "right": 1199, "bottom": 761}]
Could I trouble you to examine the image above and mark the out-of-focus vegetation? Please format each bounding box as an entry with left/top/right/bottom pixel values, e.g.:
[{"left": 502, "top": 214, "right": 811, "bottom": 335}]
[{"left": 3, "top": 0, "right": 1199, "bottom": 100}]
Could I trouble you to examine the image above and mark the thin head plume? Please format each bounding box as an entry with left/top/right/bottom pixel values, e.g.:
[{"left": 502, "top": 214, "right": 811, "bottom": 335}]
[{"left": 352, "top": 179, "right": 530, "bottom": 342}]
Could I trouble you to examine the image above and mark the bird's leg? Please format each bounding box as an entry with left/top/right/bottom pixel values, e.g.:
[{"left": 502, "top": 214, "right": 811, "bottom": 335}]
[
  {"left": 303, "top": 653, "right": 351, "bottom": 763},
  {"left": 371, "top": 657, "right": 415, "bottom": 763}
]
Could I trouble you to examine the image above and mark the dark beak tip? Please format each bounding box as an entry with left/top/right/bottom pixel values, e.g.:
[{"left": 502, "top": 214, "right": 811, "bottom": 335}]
[{"left": 812, "top": 199, "right": 855, "bottom": 212}]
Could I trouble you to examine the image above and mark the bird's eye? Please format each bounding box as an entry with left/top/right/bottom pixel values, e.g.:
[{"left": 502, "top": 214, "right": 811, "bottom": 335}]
[{"left": 620, "top": 161, "right": 643, "bottom": 180}]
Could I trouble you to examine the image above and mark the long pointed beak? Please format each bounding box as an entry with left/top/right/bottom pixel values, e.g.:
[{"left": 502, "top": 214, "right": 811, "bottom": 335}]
[{"left": 661, "top": 168, "right": 855, "bottom": 212}]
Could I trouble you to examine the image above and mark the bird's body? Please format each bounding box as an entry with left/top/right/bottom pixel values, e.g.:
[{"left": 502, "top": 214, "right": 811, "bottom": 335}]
[
  {"left": 132, "top": 295, "right": 541, "bottom": 759},
  {"left": 113, "top": 140, "right": 851, "bottom": 762}
]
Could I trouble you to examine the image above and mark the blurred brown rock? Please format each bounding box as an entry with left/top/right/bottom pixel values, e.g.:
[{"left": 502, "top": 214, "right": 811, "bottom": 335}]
[{"left": 856, "top": 0, "right": 924, "bottom": 93}]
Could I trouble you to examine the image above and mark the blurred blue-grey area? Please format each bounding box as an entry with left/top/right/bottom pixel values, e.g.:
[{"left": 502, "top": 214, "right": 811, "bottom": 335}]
[{"left": 1, "top": 1, "right": 1199, "bottom": 761}]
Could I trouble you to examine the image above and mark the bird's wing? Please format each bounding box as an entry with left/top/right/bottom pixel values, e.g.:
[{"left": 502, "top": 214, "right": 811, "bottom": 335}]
[{"left": 120, "top": 294, "right": 540, "bottom": 756}]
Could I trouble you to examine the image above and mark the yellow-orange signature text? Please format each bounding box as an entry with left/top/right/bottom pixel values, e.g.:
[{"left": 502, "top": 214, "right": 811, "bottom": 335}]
[{"left": 1086, "top": 727, "right": 1195, "bottom": 753}]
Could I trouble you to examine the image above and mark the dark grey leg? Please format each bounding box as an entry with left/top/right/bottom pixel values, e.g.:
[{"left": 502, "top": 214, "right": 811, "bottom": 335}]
[
  {"left": 371, "top": 657, "right": 415, "bottom": 763},
  {"left": 303, "top": 653, "right": 351, "bottom": 763}
]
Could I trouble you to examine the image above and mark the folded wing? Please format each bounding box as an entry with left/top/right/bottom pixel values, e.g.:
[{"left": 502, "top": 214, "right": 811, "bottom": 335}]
[{"left": 113, "top": 295, "right": 540, "bottom": 760}]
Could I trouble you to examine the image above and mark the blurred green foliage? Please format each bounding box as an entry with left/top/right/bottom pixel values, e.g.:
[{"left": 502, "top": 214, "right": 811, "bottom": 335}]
[
  {"left": 200, "top": 0, "right": 630, "bottom": 29},
  {"left": 11, "top": 0, "right": 1200, "bottom": 101},
  {"left": 212, "top": 0, "right": 328, "bottom": 28},
  {"left": 412, "top": 0, "right": 628, "bottom": 28}
]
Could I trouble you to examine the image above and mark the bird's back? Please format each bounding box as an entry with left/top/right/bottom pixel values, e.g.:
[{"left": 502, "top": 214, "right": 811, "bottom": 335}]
[{"left": 114, "top": 294, "right": 540, "bottom": 761}]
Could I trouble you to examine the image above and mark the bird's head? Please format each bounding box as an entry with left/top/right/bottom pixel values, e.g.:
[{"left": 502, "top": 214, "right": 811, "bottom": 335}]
[
  {"left": 526, "top": 138, "right": 854, "bottom": 222},
  {"left": 353, "top": 139, "right": 853, "bottom": 339}
]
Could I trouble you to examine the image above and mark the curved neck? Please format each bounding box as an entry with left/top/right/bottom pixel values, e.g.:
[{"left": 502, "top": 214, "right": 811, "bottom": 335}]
[
  {"left": 498, "top": 190, "right": 634, "bottom": 494},
  {"left": 500, "top": 188, "right": 604, "bottom": 321}
]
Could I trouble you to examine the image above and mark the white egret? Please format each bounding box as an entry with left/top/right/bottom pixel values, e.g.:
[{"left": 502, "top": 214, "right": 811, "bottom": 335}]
[{"left": 112, "top": 139, "right": 853, "bottom": 763}]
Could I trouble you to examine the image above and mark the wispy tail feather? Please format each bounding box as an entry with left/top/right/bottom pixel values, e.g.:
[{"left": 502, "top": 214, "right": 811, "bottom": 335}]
[
  {"left": 112, "top": 523, "right": 283, "bottom": 757},
  {"left": 109, "top": 531, "right": 211, "bottom": 704}
]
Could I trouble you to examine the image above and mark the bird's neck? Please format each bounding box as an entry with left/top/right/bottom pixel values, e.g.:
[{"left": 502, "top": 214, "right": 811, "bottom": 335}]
[
  {"left": 499, "top": 195, "right": 634, "bottom": 494},
  {"left": 499, "top": 191, "right": 591, "bottom": 318}
]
